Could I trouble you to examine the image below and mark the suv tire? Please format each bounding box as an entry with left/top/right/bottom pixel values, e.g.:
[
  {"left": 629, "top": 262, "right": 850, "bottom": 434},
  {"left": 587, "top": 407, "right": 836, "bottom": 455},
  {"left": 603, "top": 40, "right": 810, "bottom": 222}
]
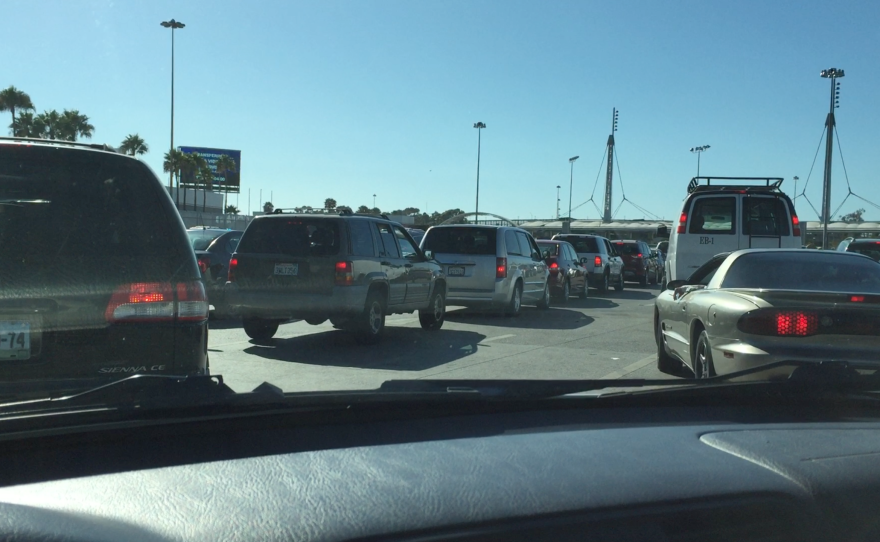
[
  {"left": 614, "top": 272, "right": 625, "bottom": 291},
  {"left": 419, "top": 289, "right": 445, "bottom": 330},
  {"left": 537, "top": 281, "right": 551, "bottom": 310},
  {"left": 598, "top": 271, "right": 609, "bottom": 293},
  {"left": 355, "top": 291, "right": 386, "bottom": 344},
  {"left": 559, "top": 280, "right": 570, "bottom": 304},
  {"left": 243, "top": 318, "right": 279, "bottom": 341},
  {"left": 639, "top": 274, "right": 648, "bottom": 287}
]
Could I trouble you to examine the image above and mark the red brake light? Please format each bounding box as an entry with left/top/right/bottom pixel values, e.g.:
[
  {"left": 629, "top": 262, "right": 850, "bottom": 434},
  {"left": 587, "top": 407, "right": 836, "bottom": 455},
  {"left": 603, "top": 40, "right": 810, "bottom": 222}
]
[
  {"left": 637, "top": 253, "right": 643, "bottom": 258},
  {"left": 549, "top": 262, "right": 559, "bottom": 269},
  {"left": 738, "top": 309, "right": 819, "bottom": 337},
  {"left": 227, "top": 257, "right": 238, "bottom": 282},
  {"left": 594, "top": 256, "right": 602, "bottom": 267},
  {"left": 496, "top": 257, "right": 507, "bottom": 279},
  {"left": 105, "top": 282, "right": 210, "bottom": 322},
  {"left": 776, "top": 311, "right": 818, "bottom": 336},
  {"left": 335, "top": 261, "right": 354, "bottom": 286},
  {"left": 792, "top": 215, "right": 801, "bottom": 236},
  {"left": 851, "top": 295, "right": 865, "bottom": 302},
  {"left": 677, "top": 212, "right": 688, "bottom": 234},
  {"left": 197, "top": 256, "right": 210, "bottom": 274}
]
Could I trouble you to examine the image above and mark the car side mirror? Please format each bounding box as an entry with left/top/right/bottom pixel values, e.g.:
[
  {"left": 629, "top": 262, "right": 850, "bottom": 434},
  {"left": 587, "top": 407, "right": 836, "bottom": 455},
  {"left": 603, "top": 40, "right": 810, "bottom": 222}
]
[
  {"left": 673, "top": 284, "right": 705, "bottom": 300},
  {"left": 424, "top": 250, "right": 433, "bottom": 260},
  {"left": 542, "top": 249, "right": 551, "bottom": 259}
]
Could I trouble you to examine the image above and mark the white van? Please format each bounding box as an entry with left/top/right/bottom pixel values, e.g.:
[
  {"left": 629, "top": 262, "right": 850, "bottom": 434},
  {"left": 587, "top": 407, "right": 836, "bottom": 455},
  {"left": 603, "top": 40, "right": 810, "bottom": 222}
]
[{"left": 664, "top": 177, "right": 802, "bottom": 281}]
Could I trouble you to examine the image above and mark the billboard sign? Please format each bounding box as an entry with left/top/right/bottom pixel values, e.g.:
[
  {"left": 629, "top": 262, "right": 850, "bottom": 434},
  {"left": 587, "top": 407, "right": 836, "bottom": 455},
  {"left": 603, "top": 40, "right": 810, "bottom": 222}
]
[{"left": 177, "top": 147, "right": 241, "bottom": 194}]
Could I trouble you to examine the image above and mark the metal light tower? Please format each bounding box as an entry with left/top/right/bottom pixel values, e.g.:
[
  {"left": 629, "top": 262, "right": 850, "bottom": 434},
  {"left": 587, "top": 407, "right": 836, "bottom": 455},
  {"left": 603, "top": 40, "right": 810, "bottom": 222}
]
[
  {"left": 820, "top": 68, "right": 844, "bottom": 249},
  {"left": 793, "top": 176, "right": 799, "bottom": 214},
  {"left": 161, "top": 18, "right": 185, "bottom": 190},
  {"left": 556, "top": 185, "right": 561, "bottom": 219},
  {"left": 568, "top": 156, "right": 579, "bottom": 229},
  {"left": 690, "top": 145, "right": 710, "bottom": 177},
  {"left": 473, "top": 122, "right": 486, "bottom": 223},
  {"left": 602, "top": 109, "right": 619, "bottom": 223}
]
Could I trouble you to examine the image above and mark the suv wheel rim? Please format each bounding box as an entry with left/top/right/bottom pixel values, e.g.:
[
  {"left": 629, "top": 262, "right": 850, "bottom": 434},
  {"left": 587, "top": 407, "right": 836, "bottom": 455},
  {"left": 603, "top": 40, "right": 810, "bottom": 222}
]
[
  {"left": 432, "top": 294, "right": 444, "bottom": 320},
  {"left": 369, "top": 302, "right": 382, "bottom": 334},
  {"left": 514, "top": 288, "right": 522, "bottom": 312}
]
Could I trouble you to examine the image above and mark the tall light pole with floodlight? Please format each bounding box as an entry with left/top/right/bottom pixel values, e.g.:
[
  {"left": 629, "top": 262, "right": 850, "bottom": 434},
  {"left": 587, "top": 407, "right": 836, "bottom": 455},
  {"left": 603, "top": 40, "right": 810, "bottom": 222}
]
[
  {"left": 690, "top": 145, "right": 710, "bottom": 177},
  {"left": 567, "top": 156, "right": 579, "bottom": 231},
  {"left": 473, "top": 122, "right": 486, "bottom": 223},
  {"left": 820, "top": 68, "right": 844, "bottom": 249},
  {"left": 161, "top": 18, "right": 185, "bottom": 190}
]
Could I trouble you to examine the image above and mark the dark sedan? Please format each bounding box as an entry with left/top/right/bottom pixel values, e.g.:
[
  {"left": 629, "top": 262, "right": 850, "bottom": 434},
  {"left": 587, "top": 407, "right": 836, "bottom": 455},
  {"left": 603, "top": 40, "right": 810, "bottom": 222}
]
[
  {"left": 187, "top": 228, "right": 243, "bottom": 318},
  {"left": 537, "top": 240, "right": 588, "bottom": 303}
]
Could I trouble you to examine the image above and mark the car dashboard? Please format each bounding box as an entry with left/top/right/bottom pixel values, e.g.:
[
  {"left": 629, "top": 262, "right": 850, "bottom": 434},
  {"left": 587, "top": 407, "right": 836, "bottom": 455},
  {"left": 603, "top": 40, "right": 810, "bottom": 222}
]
[{"left": 0, "top": 397, "right": 878, "bottom": 542}]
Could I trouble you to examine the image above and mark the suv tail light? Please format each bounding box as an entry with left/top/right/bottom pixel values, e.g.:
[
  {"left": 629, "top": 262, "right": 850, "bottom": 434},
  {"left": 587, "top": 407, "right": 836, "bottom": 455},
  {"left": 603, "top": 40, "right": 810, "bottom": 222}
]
[
  {"left": 496, "top": 257, "right": 507, "bottom": 279},
  {"left": 738, "top": 309, "right": 819, "bottom": 337},
  {"left": 197, "top": 255, "right": 210, "bottom": 275},
  {"left": 548, "top": 260, "right": 559, "bottom": 274},
  {"left": 792, "top": 214, "right": 801, "bottom": 236},
  {"left": 677, "top": 212, "right": 688, "bottom": 234},
  {"left": 335, "top": 261, "right": 354, "bottom": 286},
  {"left": 105, "top": 281, "right": 207, "bottom": 323},
  {"left": 594, "top": 256, "right": 602, "bottom": 267},
  {"left": 227, "top": 257, "right": 238, "bottom": 282}
]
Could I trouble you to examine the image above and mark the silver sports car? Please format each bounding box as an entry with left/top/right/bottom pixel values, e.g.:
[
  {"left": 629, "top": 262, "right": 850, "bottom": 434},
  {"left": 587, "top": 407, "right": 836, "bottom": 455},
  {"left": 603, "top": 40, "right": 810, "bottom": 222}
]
[{"left": 655, "top": 249, "right": 880, "bottom": 379}]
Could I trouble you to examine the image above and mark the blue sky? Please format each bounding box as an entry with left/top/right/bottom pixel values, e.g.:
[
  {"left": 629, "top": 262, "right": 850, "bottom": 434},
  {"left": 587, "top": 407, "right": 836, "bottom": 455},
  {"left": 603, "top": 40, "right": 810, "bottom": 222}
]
[{"left": 3, "top": 0, "right": 880, "bottom": 221}]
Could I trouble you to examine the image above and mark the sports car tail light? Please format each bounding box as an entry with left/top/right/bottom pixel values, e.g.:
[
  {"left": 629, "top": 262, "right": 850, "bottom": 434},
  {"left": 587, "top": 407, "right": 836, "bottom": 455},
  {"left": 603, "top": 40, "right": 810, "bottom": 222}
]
[
  {"left": 791, "top": 215, "right": 801, "bottom": 236},
  {"left": 737, "top": 309, "right": 818, "bottom": 337},
  {"left": 105, "top": 282, "right": 207, "bottom": 323},
  {"left": 335, "top": 261, "right": 354, "bottom": 286},
  {"left": 496, "top": 257, "right": 507, "bottom": 279},
  {"left": 594, "top": 256, "right": 602, "bottom": 267},
  {"left": 227, "top": 257, "right": 238, "bottom": 282},
  {"left": 677, "top": 212, "right": 688, "bottom": 234}
]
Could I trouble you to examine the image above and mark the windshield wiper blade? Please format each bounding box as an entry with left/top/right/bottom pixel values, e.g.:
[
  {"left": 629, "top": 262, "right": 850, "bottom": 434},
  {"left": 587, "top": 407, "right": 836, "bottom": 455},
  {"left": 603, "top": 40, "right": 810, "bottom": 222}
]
[
  {"left": 0, "top": 199, "right": 50, "bottom": 206},
  {"left": 0, "top": 374, "right": 237, "bottom": 412},
  {"left": 378, "top": 378, "right": 697, "bottom": 399}
]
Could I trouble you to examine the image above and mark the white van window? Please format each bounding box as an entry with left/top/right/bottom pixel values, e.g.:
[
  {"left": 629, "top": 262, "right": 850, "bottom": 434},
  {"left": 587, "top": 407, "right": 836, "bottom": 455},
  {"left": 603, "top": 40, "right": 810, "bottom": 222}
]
[
  {"left": 689, "top": 197, "right": 736, "bottom": 235},
  {"left": 505, "top": 230, "right": 522, "bottom": 256},
  {"left": 743, "top": 197, "right": 790, "bottom": 236}
]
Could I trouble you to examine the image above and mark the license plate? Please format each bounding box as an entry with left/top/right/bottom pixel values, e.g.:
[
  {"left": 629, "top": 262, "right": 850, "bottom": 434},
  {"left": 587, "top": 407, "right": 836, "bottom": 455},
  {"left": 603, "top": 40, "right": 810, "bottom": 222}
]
[
  {"left": 274, "top": 263, "right": 298, "bottom": 276},
  {"left": 0, "top": 321, "right": 30, "bottom": 360},
  {"left": 447, "top": 266, "right": 465, "bottom": 277}
]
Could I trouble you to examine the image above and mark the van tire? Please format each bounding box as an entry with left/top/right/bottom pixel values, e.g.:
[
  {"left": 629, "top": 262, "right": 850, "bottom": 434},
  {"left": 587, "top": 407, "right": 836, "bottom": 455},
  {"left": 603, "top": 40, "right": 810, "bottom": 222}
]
[
  {"left": 504, "top": 282, "right": 523, "bottom": 317},
  {"left": 559, "top": 280, "right": 570, "bottom": 304},
  {"left": 243, "top": 318, "right": 279, "bottom": 341},
  {"left": 537, "top": 282, "right": 551, "bottom": 310}
]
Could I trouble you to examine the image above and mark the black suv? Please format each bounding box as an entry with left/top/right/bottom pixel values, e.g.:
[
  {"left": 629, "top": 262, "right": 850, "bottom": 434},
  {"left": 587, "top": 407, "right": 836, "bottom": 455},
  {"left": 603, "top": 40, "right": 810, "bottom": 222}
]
[
  {"left": 187, "top": 227, "right": 243, "bottom": 318},
  {"left": 225, "top": 210, "right": 447, "bottom": 343},
  {"left": 0, "top": 138, "right": 208, "bottom": 394}
]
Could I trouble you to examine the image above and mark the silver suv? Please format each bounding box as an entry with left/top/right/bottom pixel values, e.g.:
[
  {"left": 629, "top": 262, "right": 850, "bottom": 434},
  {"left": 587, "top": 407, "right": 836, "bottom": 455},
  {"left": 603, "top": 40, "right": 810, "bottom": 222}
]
[
  {"left": 552, "top": 234, "right": 625, "bottom": 292},
  {"left": 420, "top": 225, "right": 550, "bottom": 316}
]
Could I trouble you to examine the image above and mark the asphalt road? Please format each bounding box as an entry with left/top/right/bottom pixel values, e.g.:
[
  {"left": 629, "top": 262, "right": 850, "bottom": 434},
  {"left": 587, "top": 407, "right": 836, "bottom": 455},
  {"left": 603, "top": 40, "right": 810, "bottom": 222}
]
[{"left": 208, "top": 283, "right": 675, "bottom": 394}]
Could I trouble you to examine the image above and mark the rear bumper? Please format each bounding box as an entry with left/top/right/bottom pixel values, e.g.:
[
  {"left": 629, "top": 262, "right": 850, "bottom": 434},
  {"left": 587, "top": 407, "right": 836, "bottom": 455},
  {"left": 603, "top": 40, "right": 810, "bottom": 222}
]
[
  {"left": 226, "top": 283, "right": 369, "bottom": 319},
  {"left": 445, "top": 278, "right": 510, "bottom": 308}
]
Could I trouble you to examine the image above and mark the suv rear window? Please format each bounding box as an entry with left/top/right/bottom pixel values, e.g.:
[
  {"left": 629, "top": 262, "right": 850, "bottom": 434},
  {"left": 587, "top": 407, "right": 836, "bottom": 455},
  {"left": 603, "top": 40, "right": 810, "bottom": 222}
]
[
  {"left": 614, "top": 242, "right": 641, "bottom": 255},
  {"left": 238, "top": 218, "right": 341, "bottom": 257},
  {"left": 556, "top": 236, "right": 599, "bottom": 253},
  {"left": 847, "top": 242, "right": 880, "bottom": 262},
  {"left": 188, "top": 230, "right": 225, "bottom": 250},
  {"left": 0, "top": 145, "right": 180, "bottom": 272},
  {"left": 422, "top": 227, "right": 497, "bottom": 255}
]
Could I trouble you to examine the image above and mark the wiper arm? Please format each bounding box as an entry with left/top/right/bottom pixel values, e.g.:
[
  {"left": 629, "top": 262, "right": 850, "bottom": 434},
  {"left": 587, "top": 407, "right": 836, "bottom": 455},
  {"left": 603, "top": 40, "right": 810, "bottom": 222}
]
[
  {"left": 378, "top": 378, "right": 696, "bottom": 399},
  {"left": 0, "top": 374, "right": 237, "bottom": 412}
]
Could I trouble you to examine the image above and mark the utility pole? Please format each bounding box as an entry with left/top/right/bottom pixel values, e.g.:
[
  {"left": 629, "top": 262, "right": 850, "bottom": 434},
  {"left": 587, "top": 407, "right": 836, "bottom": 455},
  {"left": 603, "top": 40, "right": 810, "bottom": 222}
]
[
  {"left": 602, "top": 109, "right": 618, "bottom": 223},
  {"left": 556, "top": 185, "right": 561, "bottom": 219},
  {"left": 473, "top": 122, "right": 486, "bottom": 223},
  {"left": 567, "top": 156, "right": 579, "bottom": 232},
  {"left": 820, "top": 68, "right": 844, "bottom": 249}
]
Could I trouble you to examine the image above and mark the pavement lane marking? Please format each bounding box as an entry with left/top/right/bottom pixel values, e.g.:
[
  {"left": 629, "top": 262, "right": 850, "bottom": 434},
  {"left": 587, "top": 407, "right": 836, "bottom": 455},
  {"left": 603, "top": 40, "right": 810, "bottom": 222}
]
[
  {"left": 478, "top": 334, "right": 516, "bottom": 344},
  {"left": 600, "top": 354, "right": 657, "bottom": 380}
]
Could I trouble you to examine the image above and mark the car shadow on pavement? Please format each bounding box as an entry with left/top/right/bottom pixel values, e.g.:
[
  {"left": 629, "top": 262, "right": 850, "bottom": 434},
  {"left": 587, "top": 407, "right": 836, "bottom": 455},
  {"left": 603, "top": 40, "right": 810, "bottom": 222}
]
[
  {"left": 594, "top": 289, "right": 657, "bottom": 301},
  {"left": 242, "top": 327, "right": 487, "bottom": 371},
  {"left": 445, "top": 307, "right": 594, "bottom": 330},
  {"left": 208, "top": 318, "right": 244, "bottom": 330}
]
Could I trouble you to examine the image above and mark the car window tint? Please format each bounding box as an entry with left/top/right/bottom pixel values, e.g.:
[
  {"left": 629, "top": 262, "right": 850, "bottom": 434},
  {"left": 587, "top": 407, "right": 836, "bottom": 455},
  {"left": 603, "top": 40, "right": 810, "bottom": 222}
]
[
  {"left": 349, "top": 219, "right": 375, "bottom": 257},
  {"left": 238, "top": 219, "right": 340, "bottom": 257},
  {"left": 422, "top": 227, "right": 496, "bottom": 255},
  {"left": 226, "top": 235, "right": 241, "bottom": 253},
  {"left": 689, "top": 196, "right": 736, "bottom": 234},
  {"left": 743, "top": 197, "right": 790, "bottom": 236},
  {"left": 847, "top": 242, "right": 880, "bottom": 262},
  {"left": 566, "top": 245, "right": 578, "bottom": 261},
  {"left": 516, "top": 232, "right": 533, "bottom": 258},
  {"left": 615, "top": 243, "right": 640, "bottom": 255},
  {"left": 393, "top": 226, "right": 418, "bottom": 259},
  {"left": 188, "top": 231, "right": 220, "bottom": 251},
  {"left": 537, "top": 242, "right": 558, "bottom": 256},
  {"left": 721, "top": 252, "right": 880, "bottom": 292},
  {"left": 374, "top": 222, "right": 400, "bottom": 258},
  {"left": 557, "top": 236, "right": 599, "bottom": 253},
  {"left": 505, "top": 230, "right": 522, "bottom": 256}
]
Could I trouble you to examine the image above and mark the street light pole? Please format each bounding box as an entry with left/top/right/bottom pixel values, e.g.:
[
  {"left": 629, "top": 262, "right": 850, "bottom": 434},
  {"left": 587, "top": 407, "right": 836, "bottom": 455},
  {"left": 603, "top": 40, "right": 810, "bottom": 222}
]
[
  {"left": 820, "top": 68, "right": 844, "bottom": 249},
  {"left": 373, "top": 194, "right": 376, "bottom": 209},
  {"left": 161, "top": 18, "right": 185, "bottom": 191},
  {"left": 473, "top": 122, "right": 486, "bottom": 223},
  {"left": 568, "top": 156, "right": 579, "bottom": 231},
  {"left": 689, "top": 145, "right": 710, "bottom": 177},
  {"left": 793, "top": 176, "right": 799, "bottom": 214},
  {"left": 556, "top": 185, "right": 561, "bottom": 219}
]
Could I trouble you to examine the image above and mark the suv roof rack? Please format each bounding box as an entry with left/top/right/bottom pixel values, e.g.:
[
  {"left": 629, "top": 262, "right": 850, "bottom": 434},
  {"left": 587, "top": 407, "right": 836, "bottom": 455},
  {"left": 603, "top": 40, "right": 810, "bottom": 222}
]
[
  {"left": 0, "top": 136, "right": 118, "bottom": 153},
  {"left": 688, "top": 176, "right": 784, "bottom": 195},
  {"left": 270, "top": 208, "right": 391, "bottom": 220}
]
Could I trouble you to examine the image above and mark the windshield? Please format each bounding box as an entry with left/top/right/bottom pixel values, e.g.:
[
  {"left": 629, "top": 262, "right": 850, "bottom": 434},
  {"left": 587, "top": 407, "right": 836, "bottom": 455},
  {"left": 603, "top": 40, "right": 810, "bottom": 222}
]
[{"left": 1, "top": 1, "right": 879, "bottom": 415}]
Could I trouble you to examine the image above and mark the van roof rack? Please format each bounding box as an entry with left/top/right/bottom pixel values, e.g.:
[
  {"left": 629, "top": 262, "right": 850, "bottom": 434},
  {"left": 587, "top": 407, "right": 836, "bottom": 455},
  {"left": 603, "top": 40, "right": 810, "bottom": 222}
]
[
  {"left": 688, "top": 177, "right": 784, "bottom": 194},
  {"left": 0, "top": 136, "right": 118, "bottom": 153}
]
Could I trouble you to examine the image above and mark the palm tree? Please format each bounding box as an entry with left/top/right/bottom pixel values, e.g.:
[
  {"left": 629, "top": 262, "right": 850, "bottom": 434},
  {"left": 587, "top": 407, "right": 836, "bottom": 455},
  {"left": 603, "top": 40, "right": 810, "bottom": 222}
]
[
  {"left": 57, "top": 109, "right": 94, "bottom": 141},
  {"left": 225, "top": 205, "right": 240, "bottom": 215},
  {"left": 163, "top": 149, "right": 186, "bottom": 204},
  {"left": 119, "top": 134, "right": 149, "bottom": 156},
  {"left": 196, "top": 159, "right": 215, "bottom": 212},
  {"left": 215, "top": 155, "right": 237, "bottom": 213},
  {"left": 179, "top": 153, "right": 206, "bottom": 211},
  {"left": 263, "top": 202, "right": 274, "bottom": 214},
  {"left": 0, "top": 86, "right": 35, "bottom": 136},
  {"left": 11, "top": 111, "right": 40, "bottom": 137},
  {"left": 34, "top": 110, "right": 62, "bottom": 139}
]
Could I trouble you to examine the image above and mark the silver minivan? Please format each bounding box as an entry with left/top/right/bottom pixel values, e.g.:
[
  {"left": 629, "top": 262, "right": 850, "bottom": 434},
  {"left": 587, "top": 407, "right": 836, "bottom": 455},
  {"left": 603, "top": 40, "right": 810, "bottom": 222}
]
[{"left": 420, "top": 225, "right": 550, "bottom": 316}]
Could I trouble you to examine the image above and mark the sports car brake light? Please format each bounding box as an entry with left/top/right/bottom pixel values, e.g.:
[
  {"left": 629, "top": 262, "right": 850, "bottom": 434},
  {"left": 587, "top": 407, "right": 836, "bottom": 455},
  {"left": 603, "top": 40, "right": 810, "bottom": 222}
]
[{"left": 737, "top": 309, "right": 819, "bottom": 337}]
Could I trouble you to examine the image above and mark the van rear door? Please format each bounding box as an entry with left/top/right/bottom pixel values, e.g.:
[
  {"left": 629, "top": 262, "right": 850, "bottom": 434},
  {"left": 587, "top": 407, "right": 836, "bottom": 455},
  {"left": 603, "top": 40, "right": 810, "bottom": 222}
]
[
  {"left": 740, "top": 195, "right": 799, "bottom": 249},
  {"left": 674, "top": 195, "right": 738, "bottom": 279}
]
